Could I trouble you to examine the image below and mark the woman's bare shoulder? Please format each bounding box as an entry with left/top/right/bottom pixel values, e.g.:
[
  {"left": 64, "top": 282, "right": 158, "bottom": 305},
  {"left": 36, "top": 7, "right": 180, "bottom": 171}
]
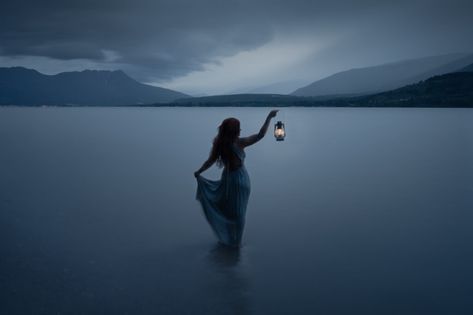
[{"left": 236, "top": 138, "right": 246, "bottom": 149}]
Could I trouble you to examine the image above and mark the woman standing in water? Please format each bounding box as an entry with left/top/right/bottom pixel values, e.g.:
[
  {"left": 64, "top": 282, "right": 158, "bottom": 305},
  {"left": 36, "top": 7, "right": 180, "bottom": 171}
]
[{"left": 194, "top": 110, "right": 279, "bottom": 247}]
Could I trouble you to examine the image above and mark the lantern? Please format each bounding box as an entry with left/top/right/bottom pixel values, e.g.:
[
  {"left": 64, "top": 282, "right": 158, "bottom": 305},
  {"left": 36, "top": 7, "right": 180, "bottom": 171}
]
[{"left": 274, "top": 121, "right": 286, "bottom": 141}]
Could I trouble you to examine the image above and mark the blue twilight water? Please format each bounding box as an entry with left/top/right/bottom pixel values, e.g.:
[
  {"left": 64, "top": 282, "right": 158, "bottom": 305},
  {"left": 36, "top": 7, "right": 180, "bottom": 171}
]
[{"left": 1, "top": 107, "right": 472, "bottom": 314}]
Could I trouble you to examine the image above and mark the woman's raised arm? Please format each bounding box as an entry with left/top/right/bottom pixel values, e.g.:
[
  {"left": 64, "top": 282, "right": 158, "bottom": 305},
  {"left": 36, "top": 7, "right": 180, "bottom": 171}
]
[{"left": 238, "top": 110, "right": 278, "bottom": 148}]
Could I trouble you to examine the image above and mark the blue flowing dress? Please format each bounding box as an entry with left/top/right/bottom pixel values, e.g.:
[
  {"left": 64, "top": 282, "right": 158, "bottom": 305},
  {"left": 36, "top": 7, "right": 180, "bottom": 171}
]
[{"left": 195, "top": 143, "right": 251, "bottom": 247}]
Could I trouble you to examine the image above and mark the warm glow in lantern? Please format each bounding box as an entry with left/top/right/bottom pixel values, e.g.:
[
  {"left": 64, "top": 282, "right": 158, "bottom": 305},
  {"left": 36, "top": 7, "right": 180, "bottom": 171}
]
[{"left": 274, "top": 121, "right": 286, "bottom": 141}]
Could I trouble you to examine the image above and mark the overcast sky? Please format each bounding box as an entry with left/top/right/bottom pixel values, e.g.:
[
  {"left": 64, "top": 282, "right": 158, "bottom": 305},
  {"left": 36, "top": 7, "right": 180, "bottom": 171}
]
[{"left": 1, "top": 0, "right": 472, "bottom": 95}]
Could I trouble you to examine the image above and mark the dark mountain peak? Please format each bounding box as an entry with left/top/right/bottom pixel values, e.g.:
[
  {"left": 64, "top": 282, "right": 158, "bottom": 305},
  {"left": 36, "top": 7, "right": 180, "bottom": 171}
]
[
  {"left": 65, "top": 69, "right": 131, "bottom": 78},
  {"left": 0, "top": 67, "right": 133, "bottom": 80},
  {"left": 0, "top": 66, "right": 42, "bottom": 75},
  {"left": 109, "top": 69, "right": 135, "bottom": 81},
  {"left": 53, "top": 69, "right": 140, "bottom": 86},
  {"left": 112, "top": 69, "right": 126, "bottom": 75},
  {"left": 0, "top": 66, "right": 188, "bottom": 106},
  {"left": 79, "top": 69, "right": 124, "bottom": 74}
]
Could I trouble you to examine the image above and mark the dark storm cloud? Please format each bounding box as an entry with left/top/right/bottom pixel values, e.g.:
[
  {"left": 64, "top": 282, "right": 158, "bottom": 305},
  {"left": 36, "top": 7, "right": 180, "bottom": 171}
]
[
  {"left": 1, "top": 0, "right": 472, "bottom": 83},
  {"left": 1, "top": 0, "right": 278, "bottom": 79}
]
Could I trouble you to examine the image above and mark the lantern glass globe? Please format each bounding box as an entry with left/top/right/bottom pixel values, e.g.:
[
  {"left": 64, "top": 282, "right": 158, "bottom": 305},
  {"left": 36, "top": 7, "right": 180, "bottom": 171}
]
[{"left": 274, "top": 121, "right": 286, "bottom": 141}]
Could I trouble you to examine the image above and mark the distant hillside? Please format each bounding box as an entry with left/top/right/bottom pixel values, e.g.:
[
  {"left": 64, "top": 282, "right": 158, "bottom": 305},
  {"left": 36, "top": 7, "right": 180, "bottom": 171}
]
[
  {"left": 158, "top": 72, "right": 473, "bottom": 108},
  {"left": 325, "top": 72, "right": 473, "bottom": 107},
  {"left": 163, "top": 93, "right": 358, "bottom": 107},
  {"left": 0, "top": 67, "right": 188, "bottom": 106},
  {"left": 170, "top": 93, "right": 305, "bottom": 106},
  {"left": 230, "top": 79, "right": 310, "bottom": 94},
  {"left": 292, "top": 53, "right": 473, "bottom": 97},
  {"left": 460, "top": 63, "right": 473, "bottom": 72}
]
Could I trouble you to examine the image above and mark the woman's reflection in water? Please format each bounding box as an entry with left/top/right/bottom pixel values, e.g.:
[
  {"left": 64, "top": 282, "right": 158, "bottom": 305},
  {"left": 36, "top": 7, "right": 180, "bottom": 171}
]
[{"left": 206, "top": 243, "right": 252, "bottom": 315}]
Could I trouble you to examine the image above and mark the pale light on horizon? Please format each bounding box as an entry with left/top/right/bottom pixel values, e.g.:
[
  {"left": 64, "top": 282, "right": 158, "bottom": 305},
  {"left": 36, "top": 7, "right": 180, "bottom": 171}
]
[{"left": 153, "top": 35, "right": 333, "bottom": 96}]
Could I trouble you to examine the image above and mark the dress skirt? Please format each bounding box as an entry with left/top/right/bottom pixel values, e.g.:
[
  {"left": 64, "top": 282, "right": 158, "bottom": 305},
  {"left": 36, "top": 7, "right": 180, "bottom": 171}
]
[{"left": 196, "top": 166, "right": 251, "bottom": 247}]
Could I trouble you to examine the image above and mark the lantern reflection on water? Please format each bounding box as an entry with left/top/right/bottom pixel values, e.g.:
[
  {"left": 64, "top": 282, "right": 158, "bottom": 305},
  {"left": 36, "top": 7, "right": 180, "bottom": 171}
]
[{"left": 274, "top": 121, "right": 286, "bottom": 141}]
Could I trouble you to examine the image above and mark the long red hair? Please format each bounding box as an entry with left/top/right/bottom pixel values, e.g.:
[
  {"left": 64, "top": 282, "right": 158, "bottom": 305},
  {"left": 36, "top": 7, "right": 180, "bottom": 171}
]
[{"left": 211, "top": 118, "right": 240, "bottom": 168}]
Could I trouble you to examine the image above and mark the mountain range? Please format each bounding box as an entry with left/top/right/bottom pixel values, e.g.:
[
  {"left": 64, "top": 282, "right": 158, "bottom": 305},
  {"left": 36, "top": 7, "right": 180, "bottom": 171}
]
[
  {"left": 0, "top": 67, "right": 188, "bottom": 106},
  {"left": 292, "top": 53, "right": 473, "bottom": 97},
  {"left": 1, "top": 53, "right": 472, "bottom": 107},
  {"left": 170, "top": 63, "right": 473, "bottom": 107}
]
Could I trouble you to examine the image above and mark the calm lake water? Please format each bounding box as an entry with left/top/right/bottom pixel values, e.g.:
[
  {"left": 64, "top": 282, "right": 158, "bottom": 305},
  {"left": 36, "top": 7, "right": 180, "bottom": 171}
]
[{"left": 1, "top": 107, "right": 472, "bottom": 314}]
